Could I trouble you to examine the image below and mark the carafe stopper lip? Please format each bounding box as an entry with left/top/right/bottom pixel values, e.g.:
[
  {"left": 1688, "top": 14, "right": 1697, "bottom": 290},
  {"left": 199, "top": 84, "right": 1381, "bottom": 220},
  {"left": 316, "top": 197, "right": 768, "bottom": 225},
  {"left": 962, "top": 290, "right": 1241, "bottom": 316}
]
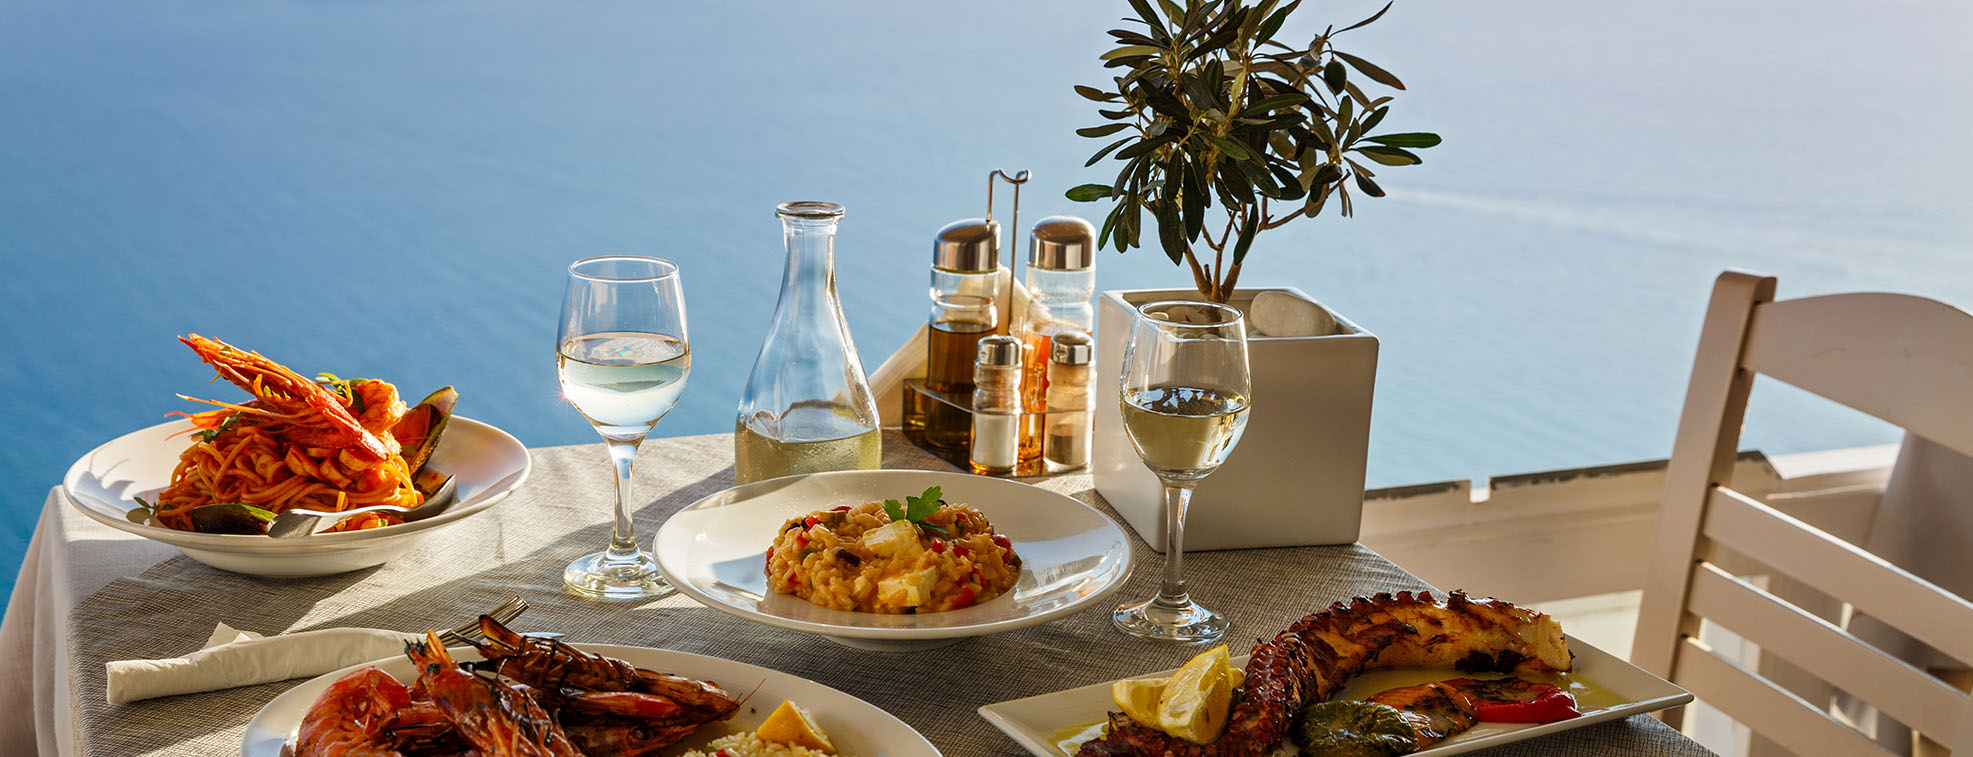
[{"left": 778, "top": 201, "right": 846, "bottom": 218}]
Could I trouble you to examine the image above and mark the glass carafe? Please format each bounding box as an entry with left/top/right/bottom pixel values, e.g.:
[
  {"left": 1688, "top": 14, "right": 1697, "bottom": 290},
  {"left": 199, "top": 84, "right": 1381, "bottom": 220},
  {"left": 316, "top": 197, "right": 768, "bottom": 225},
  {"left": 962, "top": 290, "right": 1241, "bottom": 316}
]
[{"left": 734, "top": 202, "right": 883, "bottom": 484}]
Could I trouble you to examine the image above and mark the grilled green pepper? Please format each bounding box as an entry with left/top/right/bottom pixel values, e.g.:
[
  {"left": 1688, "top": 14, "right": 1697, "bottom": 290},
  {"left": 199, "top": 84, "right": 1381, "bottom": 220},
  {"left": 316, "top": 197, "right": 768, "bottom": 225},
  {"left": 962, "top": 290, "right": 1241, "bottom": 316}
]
[{"left": 1290, "top": 700, "right": 1419, "bottom": 756}]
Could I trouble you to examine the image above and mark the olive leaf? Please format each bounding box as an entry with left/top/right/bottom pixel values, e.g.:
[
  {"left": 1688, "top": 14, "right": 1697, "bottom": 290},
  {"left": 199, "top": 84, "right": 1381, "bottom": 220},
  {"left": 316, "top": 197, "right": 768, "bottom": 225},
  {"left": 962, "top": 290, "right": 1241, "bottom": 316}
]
[
  {"left": 1074, "top": 85, "right": 1117, "bottom": 102},
  {"left": 1335, "top": 2, "right": 1394, "bottom": 35},
  {"left": 1363, "top": 132, "right": 1442, "bottom": 148},
  {"left": 1353, "top": 171, "right": 1386, "bottom": 197},
  {"left": 1084, "top": 137, "right": 1135, "bottom": 167},
  {"left": 1332, "top": 51, "right": 1404, "bottom": 90},
  {"left": 1066, "top": 183, "right": 1114, "bottom": 201},
  {"left": 1355, "top": 145, "right": 1423, "bottom": 165}
]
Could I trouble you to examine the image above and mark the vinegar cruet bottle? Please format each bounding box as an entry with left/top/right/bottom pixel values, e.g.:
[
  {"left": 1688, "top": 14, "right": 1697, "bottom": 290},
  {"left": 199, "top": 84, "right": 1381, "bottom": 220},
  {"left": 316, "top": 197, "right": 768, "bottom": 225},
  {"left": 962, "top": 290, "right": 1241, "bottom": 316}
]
[
  {"left": 1019, "top": 216, "right": 1096, "bottom": 469},
  {"left": 734, "top": 202, "right": 883, "bottom": 484}
]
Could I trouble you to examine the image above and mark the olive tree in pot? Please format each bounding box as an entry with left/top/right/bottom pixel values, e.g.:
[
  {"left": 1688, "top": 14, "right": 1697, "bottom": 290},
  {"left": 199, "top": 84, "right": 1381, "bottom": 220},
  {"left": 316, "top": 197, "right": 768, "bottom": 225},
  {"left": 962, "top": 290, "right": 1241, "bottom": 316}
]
[{"left": 1068, "top": 0, "right": 1438, "bottom": 550}]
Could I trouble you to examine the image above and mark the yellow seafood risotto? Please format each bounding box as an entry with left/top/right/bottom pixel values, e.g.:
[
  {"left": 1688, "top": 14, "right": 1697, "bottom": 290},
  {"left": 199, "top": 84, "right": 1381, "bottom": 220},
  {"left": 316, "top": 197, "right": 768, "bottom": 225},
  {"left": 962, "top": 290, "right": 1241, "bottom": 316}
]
[{"left": 767, "top": 487, "right": 1020, "bottom": 613}]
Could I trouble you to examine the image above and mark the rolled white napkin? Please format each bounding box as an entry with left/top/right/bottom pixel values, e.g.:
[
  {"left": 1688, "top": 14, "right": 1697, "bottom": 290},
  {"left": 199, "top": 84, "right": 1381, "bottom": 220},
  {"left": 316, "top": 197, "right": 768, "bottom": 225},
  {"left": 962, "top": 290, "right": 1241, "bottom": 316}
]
[{"left": 106, "top": 623, "right": 421, "bottom": 704}]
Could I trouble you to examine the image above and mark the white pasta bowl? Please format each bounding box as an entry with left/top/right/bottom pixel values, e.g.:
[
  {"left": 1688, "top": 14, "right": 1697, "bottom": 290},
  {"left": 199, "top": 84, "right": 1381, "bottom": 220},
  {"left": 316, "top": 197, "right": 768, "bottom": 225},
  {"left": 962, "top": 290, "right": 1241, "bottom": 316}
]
[
  {"left": 62, "top": 416, "right": 530, "bottom": 577},
  {"left": 655, "top": 469, "right": 1134, "bottom": 652}
]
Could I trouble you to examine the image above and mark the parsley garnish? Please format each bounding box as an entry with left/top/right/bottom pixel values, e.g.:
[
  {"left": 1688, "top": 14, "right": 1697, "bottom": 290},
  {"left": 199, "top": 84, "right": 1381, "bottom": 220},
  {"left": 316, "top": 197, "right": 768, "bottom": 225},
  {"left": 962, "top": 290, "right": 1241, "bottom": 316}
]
[
  {"left": 882, "top": 486, "right": 951, "bottom": 537},
  {"left": 193, "top": 412, "right": 240, "bottom": 443},
  {"left": 314, "top": 373, "right": 368, "bottom": 414}
]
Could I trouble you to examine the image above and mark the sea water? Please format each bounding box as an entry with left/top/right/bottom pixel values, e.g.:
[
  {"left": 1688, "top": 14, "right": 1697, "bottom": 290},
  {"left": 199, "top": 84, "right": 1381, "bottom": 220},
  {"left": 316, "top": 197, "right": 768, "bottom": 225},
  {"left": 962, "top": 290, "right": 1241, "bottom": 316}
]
[{"left": 3, "top": 1, "right": 1970, "bottom": 603}]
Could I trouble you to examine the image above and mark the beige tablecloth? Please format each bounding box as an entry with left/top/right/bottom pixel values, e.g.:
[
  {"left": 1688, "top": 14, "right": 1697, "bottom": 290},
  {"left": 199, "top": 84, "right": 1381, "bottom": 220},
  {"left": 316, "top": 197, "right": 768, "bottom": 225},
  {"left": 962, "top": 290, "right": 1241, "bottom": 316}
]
[{"left": 0, "top": 431, "right": 1713, "bottom": 755}]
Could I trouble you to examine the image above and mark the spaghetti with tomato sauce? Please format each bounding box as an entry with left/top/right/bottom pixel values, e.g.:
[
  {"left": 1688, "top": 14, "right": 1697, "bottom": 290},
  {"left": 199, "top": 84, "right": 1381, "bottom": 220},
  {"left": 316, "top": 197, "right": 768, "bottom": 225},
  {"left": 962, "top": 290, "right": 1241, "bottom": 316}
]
[{"left": 148, "top": 335, "right": 437, "bottom": 534}]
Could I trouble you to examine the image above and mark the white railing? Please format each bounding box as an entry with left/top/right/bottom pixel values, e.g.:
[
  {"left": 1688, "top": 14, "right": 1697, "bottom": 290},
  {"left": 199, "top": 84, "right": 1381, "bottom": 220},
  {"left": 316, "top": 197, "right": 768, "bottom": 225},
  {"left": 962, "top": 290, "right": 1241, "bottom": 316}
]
[{"left": 1360, "top": 444, "right": 1899, "bottom": 603}]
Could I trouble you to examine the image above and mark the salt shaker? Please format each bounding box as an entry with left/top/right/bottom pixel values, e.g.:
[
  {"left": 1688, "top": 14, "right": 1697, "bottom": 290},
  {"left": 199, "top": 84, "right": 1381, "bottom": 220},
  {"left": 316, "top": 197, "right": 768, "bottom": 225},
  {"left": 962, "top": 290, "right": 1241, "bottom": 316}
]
[
  {"left": 970, "top": 335, "right": 1023, "bottom": 476},
  {"left": 1044, "top": 330, "right": 1094, "bottom": 469}
]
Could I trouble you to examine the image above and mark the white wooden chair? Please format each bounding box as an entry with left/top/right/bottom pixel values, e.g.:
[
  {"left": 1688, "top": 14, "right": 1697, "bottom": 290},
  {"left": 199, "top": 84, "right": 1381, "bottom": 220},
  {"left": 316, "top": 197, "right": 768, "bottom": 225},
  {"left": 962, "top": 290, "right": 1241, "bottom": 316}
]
[{"left": 1632, "top": 270, "right": 1973, "bottom": 755}]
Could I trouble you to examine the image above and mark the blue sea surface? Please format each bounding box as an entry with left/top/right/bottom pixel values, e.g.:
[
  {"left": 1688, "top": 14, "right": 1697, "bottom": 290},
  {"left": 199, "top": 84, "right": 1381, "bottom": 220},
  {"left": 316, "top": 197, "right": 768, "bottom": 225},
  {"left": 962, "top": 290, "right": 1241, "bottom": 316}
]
[{"left": 3, "top": 1, "right": 1970, "bottom": 604}]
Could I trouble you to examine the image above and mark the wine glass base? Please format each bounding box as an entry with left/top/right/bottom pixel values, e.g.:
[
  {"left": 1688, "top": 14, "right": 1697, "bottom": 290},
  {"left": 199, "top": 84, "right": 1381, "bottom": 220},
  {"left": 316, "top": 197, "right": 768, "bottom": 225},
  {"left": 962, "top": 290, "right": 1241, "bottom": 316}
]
[
  {"left": 563, "top": 550, "right": 675, "bottom": 601},
  {"left": 1112, "top": 596, "right": 1229, "bottom": 644}
]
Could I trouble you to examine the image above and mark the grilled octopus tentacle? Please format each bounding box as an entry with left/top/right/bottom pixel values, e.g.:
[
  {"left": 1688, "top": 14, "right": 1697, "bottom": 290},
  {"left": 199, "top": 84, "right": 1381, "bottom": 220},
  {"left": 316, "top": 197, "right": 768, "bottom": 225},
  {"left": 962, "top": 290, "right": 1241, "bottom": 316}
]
[{"left": 1075, "top": 590, "right": 1571, "bottom": 756}]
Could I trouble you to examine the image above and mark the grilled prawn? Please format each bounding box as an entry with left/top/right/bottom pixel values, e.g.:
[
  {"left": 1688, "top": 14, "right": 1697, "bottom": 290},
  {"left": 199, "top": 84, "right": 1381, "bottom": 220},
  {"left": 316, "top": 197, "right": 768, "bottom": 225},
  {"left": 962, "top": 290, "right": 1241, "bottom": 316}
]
[
  {"left": 455, "top": 615, "right": 741, "bottom": 755},
  {"left": 178, "top": 333, "right": 397, "bottom": 461},
  {"left": 463, "top": 615, "right": 741, "bottom": 728},
  {"left": 404, "top": 631, "right": 582, "bottom": 757},
  {"left": 293, "top": 666, "right": 414, "bottom": 757},
  {"left": 1077, "top": 590, "right": 1570, "bottom": 756}
]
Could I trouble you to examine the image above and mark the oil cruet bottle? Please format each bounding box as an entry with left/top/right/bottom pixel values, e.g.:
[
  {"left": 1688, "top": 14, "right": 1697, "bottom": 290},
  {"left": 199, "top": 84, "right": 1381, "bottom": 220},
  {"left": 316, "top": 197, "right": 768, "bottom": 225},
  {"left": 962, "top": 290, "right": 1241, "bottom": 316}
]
[
  {"left": 734, "top": 201, "right": 883, "bottom": 484},
  {"left": 915, "top": 218, "right": 1001, "bottom": 456}
]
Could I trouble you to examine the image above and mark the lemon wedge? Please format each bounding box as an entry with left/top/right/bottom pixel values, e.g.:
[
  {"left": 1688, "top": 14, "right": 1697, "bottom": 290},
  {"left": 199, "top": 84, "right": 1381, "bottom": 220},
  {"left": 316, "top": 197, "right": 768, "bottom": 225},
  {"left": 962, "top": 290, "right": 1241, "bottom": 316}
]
[
  {"left": 756, "top": 700, "right": 836, "bottom": 753},
  {"left": 1111, "top": 677, "right": 1168, "bottom": 726},
  {"left": 1156, "top": 645, "right": 1234, "bottom": 744}
]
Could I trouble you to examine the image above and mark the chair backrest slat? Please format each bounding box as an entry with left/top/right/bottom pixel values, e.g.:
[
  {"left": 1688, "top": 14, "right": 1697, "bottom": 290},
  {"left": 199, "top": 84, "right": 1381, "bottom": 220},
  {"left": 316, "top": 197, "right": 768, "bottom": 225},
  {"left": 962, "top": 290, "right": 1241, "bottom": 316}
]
[
  {"left": 1633, "top": 272, "right": 1775, "bottom": 701},
  {"left": 1671, "top": 636, "right": 1900, "bottom": 757},
  {"left": 1742, "top": 292, "right": 1973, "bottom": 458},
  {"left": 1703, "top": 486, "right": 1973, "bottom": 667},
  {"left": 1686, "top": 561, "right": 1969, "bottom": 739}
]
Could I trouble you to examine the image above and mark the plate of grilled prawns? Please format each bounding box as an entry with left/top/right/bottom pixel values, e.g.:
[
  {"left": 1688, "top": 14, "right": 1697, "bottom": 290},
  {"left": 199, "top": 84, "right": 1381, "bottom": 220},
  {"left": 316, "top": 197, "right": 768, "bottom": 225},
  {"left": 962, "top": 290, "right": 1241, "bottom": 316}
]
[
  {"left": 246, "top": 615, "right": 939, "bottom": 756},
  {"left": 979, "top": 590, "right": 1692, "bottom": 756}
]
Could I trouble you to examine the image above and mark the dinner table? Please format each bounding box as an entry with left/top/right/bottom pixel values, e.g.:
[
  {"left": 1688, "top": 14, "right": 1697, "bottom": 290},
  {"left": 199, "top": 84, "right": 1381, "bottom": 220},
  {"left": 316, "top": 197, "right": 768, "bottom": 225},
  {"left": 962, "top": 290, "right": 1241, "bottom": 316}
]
[{"left": 0, "top": 430, "right": 1716, "bottom": 756}]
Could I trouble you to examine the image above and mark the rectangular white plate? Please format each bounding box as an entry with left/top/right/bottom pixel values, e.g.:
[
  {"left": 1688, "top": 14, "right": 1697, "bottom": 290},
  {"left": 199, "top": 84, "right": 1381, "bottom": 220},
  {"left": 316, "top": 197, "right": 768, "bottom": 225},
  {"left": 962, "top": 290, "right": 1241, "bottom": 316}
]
[{"left": 978, "top": 635, "right": 1692, "bottom": 756}]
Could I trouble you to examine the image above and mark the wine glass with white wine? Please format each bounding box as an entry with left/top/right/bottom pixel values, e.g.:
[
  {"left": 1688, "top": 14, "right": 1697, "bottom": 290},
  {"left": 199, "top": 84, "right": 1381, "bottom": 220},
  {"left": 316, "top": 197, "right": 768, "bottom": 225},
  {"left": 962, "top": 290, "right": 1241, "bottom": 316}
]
[
  {"left": 556, "top": 256, "right": 690, "bottom": 601},
  {"left": 1113, "top": 300, "right": 1251, "bottom": 643}
]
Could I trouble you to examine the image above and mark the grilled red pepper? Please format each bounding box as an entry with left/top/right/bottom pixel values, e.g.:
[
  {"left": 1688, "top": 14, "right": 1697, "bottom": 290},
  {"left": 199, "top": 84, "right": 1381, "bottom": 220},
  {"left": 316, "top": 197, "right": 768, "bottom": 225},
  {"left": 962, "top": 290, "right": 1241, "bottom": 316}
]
[{"left": 1444, "top": 678, "right": 1581, "bottom": 723}]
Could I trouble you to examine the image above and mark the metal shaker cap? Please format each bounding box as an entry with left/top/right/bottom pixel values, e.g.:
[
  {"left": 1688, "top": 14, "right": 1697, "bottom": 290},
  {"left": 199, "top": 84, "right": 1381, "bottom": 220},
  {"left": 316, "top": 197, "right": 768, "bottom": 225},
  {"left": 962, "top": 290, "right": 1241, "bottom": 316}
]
[
  {"left": 976, "top": 334, "right": 1023, "bottom": 366},
  {"left": 1050, "top": 330, "right": 1093, "bottom": 364},
  {"left": 934, "top": 218, "right": 1001, "bottom": 273},
  {"left": 1028, "top": 215, "right": 1096, "bottom": 271}
]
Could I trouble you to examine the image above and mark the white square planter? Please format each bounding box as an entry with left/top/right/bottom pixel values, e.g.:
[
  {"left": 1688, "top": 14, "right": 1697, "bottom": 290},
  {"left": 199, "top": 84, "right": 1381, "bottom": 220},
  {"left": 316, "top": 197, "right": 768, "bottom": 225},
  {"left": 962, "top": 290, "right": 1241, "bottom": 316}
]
[{"left": 1091, "top": 287, "right": 1377, "bottom": 552}]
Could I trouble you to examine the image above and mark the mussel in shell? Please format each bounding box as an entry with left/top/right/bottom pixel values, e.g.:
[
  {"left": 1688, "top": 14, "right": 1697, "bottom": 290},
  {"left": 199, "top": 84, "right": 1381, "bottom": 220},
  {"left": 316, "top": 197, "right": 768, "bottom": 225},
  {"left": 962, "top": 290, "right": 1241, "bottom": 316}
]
[
  {"left": 187, "top": 503, "right": 277, "bottom": 535},
  {"left": 392, "top": 385, "right": 457, "bottom": 477}
]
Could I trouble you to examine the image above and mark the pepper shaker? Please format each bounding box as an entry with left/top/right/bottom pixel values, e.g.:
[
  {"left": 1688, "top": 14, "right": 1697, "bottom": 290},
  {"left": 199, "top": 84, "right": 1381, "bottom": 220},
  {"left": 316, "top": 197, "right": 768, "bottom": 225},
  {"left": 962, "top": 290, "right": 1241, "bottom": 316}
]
[{"left": 1044, "top": 330, "right": 1094, "bottom": 469}]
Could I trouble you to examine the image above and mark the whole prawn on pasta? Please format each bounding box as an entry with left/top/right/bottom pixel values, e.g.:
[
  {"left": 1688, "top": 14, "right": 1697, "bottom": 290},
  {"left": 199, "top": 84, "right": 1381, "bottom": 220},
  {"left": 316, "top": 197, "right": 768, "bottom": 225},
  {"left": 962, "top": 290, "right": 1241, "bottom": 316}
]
[{"left": 176, "top": 334, "right": 399, "bottom": 461}]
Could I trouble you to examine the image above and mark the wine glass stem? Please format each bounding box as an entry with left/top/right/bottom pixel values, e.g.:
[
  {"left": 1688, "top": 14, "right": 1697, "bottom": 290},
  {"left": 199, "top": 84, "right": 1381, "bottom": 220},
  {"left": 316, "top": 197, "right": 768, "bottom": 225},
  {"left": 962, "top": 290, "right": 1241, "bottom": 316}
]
[
  {"left": 1155, "top": 481, "right": 1195, "bottom": 608},
  {"left": 604, "top": 438, "right": 644, "bottom": 562}
]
